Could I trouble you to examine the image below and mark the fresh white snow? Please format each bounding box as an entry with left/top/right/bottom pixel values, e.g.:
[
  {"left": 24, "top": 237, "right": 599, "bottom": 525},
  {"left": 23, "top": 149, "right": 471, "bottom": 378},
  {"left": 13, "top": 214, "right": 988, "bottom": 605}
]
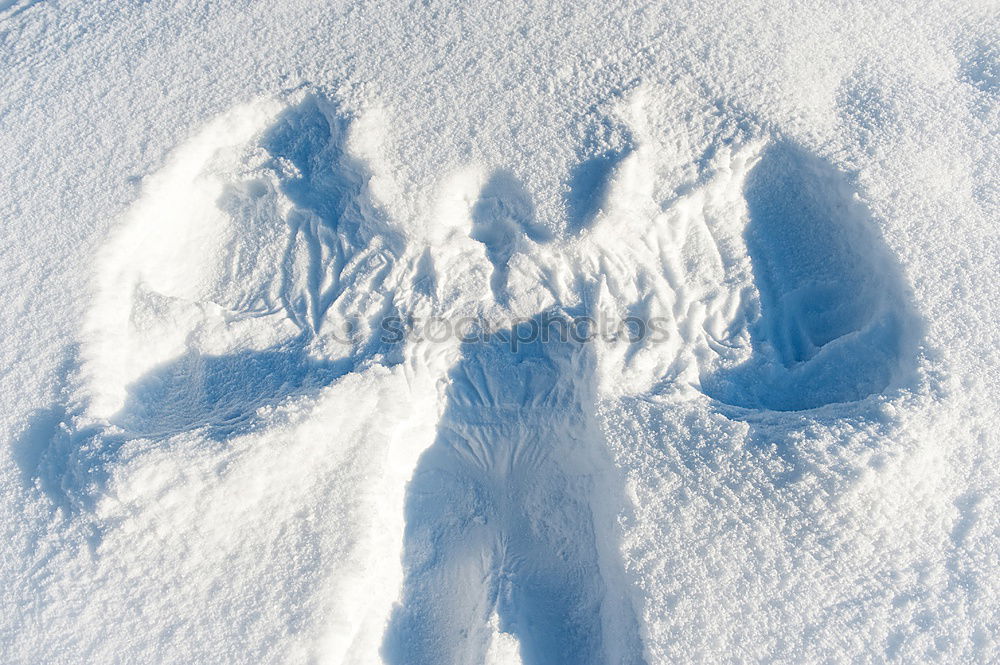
[{"left": 1, "top": 1, "right": 998, "bottom": 663}]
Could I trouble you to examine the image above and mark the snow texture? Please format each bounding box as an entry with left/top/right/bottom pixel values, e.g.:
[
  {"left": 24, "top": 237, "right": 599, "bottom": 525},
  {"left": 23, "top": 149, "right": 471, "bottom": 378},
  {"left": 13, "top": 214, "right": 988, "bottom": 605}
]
[{"left": 1, "top": 1, "right": 998, "bottom": 664}]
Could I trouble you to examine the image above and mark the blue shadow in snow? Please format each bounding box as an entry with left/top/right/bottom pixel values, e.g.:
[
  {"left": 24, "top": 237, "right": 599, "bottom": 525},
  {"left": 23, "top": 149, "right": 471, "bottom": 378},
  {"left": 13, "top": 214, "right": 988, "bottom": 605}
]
[
  {"left": 14, "top": 338, "right": 373, "bottom": 513},
  {"left": 962, "top": 40, "right": 1000, "bottom": 97},
  {"left": 254, "top": 94, "right": 404, "bottom": 332},
  {"left": 471, "top": 171, "right": 552, "bottom": 306},
  {"left": 382, "top": 313, "right": 647, "bottom": 665},
  {"left": 565, "top": 151, "right": 629, "bottom": 234},
  {"left": 113, "top": 341, "right": 356, "bottom": 441},
  {"left": 702, "top": 141, "right": 921, "bottom": 411}
]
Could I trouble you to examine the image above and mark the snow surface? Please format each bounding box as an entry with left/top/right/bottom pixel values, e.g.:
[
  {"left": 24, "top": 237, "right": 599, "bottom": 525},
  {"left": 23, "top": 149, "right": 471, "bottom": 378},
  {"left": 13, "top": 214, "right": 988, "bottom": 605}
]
[{"left": 1, "top": 1, "right": 998, "bottom": 663}]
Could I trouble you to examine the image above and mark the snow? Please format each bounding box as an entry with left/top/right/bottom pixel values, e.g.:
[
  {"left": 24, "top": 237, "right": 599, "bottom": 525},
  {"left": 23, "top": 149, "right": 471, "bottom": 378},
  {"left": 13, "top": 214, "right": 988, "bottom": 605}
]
[{"left": 1, "top": 0, "right": 998, "bottom": 663}]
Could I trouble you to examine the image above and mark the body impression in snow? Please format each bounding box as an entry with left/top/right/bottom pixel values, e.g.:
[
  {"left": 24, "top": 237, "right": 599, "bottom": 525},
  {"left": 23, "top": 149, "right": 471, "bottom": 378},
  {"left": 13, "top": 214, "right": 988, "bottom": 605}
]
[{"left": 20, "top": 88, "right": 921, "bottom": 663}]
